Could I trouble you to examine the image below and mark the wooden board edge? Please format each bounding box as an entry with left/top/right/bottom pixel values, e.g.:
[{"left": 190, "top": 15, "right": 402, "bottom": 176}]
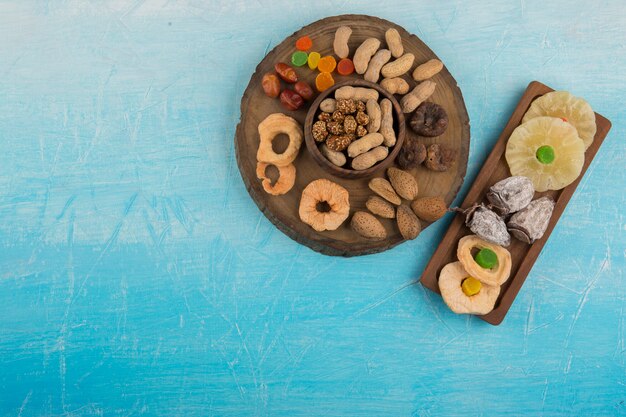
[{"left": 233, "top": 14, "right": 471, "bottom": 257}]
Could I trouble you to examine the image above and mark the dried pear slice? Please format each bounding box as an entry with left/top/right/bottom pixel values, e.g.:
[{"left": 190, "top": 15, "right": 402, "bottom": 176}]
[
  {"left": 457, "top": 235, "right": 512, "bottom": 287},
  {"left": 506, "top": 117, "right": 585, "bottom": 192},
  {"left": 438, "top": 261, "right": 500, "bottom": 315},
  {"left": 522, "top": 91, "right": 596, "bottom": 149}
]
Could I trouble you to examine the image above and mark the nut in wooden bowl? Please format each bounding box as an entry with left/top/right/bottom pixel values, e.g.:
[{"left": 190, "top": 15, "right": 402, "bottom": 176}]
[{"left": 304, "top": 80, "right": 406, "bottom": 179}]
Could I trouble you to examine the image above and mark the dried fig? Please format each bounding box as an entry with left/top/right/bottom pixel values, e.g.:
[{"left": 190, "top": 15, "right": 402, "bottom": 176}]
[
  {"left": 424, "top": 144, "right": 455, "bottom": 172},
  {"left": 396, "top": 139, "right": 426, "bottom": 169},
  {"left": 409, "top": 102, "right": 448, "bottom": 137}
]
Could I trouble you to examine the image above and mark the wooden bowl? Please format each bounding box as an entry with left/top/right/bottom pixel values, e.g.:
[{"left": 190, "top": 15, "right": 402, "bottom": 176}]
[{"left": 304, "top": 79, "right": 406, "bottom": 179}]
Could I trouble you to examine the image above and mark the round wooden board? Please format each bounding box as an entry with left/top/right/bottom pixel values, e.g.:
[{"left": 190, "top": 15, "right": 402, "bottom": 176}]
[{"left": 235, "top": 14, "right": 470, "bottom": 257}]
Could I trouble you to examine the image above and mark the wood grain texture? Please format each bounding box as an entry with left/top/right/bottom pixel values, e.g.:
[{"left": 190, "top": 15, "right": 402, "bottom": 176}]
[
  {"left": 0, "top": 1, "right": 624, "bottom": 416},
  {"left": 421, "top": 81, "right": 612, "bottom": 325},
  {"left": 235, "top": 14, "right": 470, "bottom": 256}
]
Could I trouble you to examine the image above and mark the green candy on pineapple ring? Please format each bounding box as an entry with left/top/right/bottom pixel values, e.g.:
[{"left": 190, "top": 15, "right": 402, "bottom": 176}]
[
  {"left": 291, "top": 51, "right": 308, "bottom": 67},
  {"left": 474, "top": 248, "right": 498, "bottom": 269},
  {"left": 536, "top": 145, "right": 555, "bottom": 164}
]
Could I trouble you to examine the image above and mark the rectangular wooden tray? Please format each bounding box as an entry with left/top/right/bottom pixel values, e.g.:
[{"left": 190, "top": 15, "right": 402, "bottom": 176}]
[{"left": 420, "top": 81, "right": 612, "bottom": 325}]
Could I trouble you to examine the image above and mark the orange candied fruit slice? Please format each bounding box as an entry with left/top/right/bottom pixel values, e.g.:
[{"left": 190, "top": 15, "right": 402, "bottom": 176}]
[
  {"left": 307, "top": 52, "right": 321, "bottom": 70},
  {"left": 315, "top": 72, "right": 335, "bottom": 92},
  {"left": 295, "top": 35, "right": 313, "bottom": 51},
  {"left": 317, "top": 56, "right": 337, "bottom": 73},
  {"left": 337, "top": 58, "right": 354, "bottom": 76}
]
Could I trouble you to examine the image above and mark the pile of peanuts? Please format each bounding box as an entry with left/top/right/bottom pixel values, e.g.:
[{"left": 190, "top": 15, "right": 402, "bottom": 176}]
[
  {"left": 312, "top": 85, "right": 396, "bottom": 170},
  {"left": 334, "top": 26, "right": 443, "bottom": 113}
]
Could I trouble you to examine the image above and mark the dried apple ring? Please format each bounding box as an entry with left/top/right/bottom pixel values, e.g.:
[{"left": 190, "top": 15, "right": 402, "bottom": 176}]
[
  {"left": 255, "top": 162, "right": 296, "bottom": 196},
  {"left": 457, "top": 235, "right": 512, "bottom": 286},
  {"left": 256, "top": 113, "right": 303, "bottom": 166},
  {"left": 439, "top": 261, "right": 500, "bottom": 315},
  {"left": 299, "top": 179, "right": 350, "bottom": 232}
]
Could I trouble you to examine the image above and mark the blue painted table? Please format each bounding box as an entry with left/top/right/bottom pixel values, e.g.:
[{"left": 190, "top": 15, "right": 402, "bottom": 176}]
[{"left": 0, "top": 1, "right": 624, "bottom": 416}]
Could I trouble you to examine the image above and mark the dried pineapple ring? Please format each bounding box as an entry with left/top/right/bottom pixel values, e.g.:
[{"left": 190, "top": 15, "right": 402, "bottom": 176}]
[
  {"left": 299, "top": 179, "right": 350, "bottom": 232},
  {"left": 439, "top": 261, "right": 500, "bottom": 315},
  {"left": 256, "top": 113, "right": 303, "bottom": 167},
  {"left": 256, "top": 162, "right": 296, "bottom": 196},
  {"left": 457, "top": 235, "right": 512, "bottom": 287},
  {"left": 522, "top": 91, "right": 596, "bottom": 149},
  {"left": 506, "top": 117, "right": 585, "bottom": 192}
]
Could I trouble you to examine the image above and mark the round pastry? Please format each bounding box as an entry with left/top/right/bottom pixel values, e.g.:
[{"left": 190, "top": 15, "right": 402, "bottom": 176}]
[
  {"left": 456, "top": 235, "right": 512, "bottom": 287},
  {"left": 409, "top": 102, "right": 448, "bottom": 137},
  {"left": 438, "top": 261, "right": 500, "bottom": 315},
  {"left": 256, "top": 113, "right": 303, "bottom": 166},
  {"left": 299, "top": 179, "right": 350, "bottom": 232},
  {"left": 255, "top": 162, "right": 296, "bottom": 195}
]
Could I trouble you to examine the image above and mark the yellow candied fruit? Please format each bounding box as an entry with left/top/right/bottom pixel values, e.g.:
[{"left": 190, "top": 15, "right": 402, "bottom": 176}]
[
  {"left": 461, "top": 277, "right": 482, "bottom": 296},
  {"left": 308, "top": 52, "right": 321, "bottom": 70}
]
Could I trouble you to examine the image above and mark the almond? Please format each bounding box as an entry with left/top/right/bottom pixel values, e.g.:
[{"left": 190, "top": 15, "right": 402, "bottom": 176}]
[
  {"left": 366, "top": 196, "right": 395, "bottom": 219},
  {"left": 411, "top": 196, "right": 447, "bottom": 222},
  {"left": 368, "top": 178, "right": 401, "bottom": 205},
  {"left": 396, "top": 204, "right": 421, "bottom": 240},
  {"left": 387, "top": 167, "right": 418, "bottom": 200},
  {"left": 351, "top": 211, "right": 387, "bottom": 240}
]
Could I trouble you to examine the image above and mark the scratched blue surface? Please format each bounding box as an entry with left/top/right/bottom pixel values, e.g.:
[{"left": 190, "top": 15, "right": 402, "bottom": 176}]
[{"left": 0, "top": 1, "right": 624, "bottom": 416}]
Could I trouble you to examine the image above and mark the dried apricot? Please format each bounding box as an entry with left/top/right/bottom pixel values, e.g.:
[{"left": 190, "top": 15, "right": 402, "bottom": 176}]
[
  {"left": 291, "top": 51, "right": 308, "bottom": 67},
  {"left": 317, "top": 56, "right": 337, "bottom": 73},
  {"left": 307, "top": 52, "right": 321, "bottom": 70},
  {"left": 337, "top": 58, "right": 354, "bottom": 75},
  {"left": 315, "top": 72, "right": 335, "bottom": 92},
  {"left": 295, "top": 35, "right": 313, "bottom": 51}
]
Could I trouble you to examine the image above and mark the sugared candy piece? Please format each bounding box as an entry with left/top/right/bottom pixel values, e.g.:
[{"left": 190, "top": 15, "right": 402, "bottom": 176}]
[
  {"left": 295, "top": 35, "right": 313, "bottom": 51},
  {"left": 474, "top": 248, "right": 498, "bottom": 269},
  {"left": 461, "top": 277, "right": 482, "bottom": 296},
  {"left": 337, "top": 58, "right": 355, "bottom": 75},
  {"left": 318, "top": 56, "right": 337, "bottom": 73},
  {"left": 536, "top": 145, "right": 555, "bottom": 164},
  {"left": 291, "top": 51, "right": 308, "bottom": 67},
  {"left": 315, "top": 72, "right": 335, "bottom": 92},
  {"left": 307, "top": 52, "right": 321, "bottom": 70}
]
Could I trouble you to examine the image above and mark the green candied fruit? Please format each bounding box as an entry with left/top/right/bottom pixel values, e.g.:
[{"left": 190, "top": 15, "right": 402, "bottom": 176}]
[
  {"left": 474, "top": 248, "right": 498, "bottom": 269},
  {"left": 536, "top": 145, "right": 555, "bottom": 164},
  {"left": 291, "top": 51, "right": 308, "bottom": 67},
  {"left": 461, "top": 277, "right": 482, "bottom": 296}
]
